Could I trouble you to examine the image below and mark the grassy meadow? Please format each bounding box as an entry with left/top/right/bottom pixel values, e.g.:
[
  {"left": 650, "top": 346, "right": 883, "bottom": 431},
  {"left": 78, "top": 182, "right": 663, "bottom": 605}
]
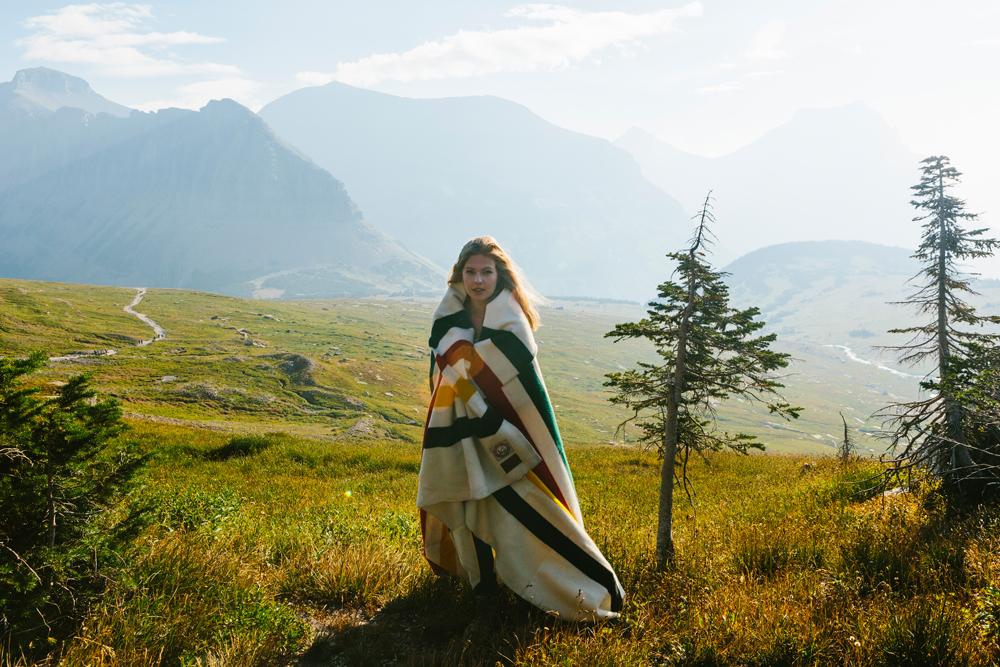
[
  {"left": 0, "top": 278, "right": 919, "bottom": 454},
  {"left": 8, "top": 426, "right": 1000, "bottom": 666},
  {"left": 4, "top": 277, "right": 1000, "bottom": 665}
]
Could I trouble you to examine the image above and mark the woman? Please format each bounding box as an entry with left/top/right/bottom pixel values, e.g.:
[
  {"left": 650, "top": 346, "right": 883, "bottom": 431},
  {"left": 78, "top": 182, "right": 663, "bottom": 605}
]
[{"left": 417, "top": 237, "right": 624, "bottom": 633}]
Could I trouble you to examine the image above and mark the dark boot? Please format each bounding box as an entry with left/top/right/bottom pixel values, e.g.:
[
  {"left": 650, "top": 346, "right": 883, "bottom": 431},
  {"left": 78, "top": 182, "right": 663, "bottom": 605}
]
[{"left": 463, "top": 595, "right": 499, "bottom": 639}]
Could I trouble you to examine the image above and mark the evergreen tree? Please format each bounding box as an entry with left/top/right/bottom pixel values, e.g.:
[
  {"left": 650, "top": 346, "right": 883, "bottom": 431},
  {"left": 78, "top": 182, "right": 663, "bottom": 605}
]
[
  {"left": 0, "top": 353, "right": 144, "bottom": 649},
  {"left": 838, "top": 412, "right": 857, "bottom": 464},
  {"left": 878, "top": 156, "right": 1000, "bottom": 491},
  {"left": 605, "top": 194, "right": 799, "bottom": 569}
]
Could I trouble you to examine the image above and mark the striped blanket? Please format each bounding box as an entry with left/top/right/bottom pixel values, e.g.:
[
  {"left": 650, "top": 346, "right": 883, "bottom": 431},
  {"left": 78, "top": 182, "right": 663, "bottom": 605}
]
[{"left": 418, "top": 286, "right": 624, "bottom": 621}]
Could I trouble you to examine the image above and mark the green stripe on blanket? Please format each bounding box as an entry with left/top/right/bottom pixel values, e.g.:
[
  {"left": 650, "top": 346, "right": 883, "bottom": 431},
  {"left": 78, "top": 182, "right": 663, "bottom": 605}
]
[
  {"left": 493, "top": 484, "right": 623, "bottom": 612},
  {"left": 429, "top": 310, "right": 473, "bottom": 349},
  {"left": 476, "top": 326, "right": 572, "bottom": 478},
  {"left": 512, "top": 364, "right": 572, "bottom": 478},
  {"left": 478, "top": 327, "right": 535, "bottom": 371},
  {"left": 424, "top": 409, "right": 504, "bottom": 449}
]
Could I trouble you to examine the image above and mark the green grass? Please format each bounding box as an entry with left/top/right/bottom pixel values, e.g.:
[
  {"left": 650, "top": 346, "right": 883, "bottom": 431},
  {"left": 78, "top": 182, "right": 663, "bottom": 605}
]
[
  {"left": 0, "top": 277, "right": 922, "bottom": 453},
  {"left": 6, "top": 277, "right": 998, "bottom": 665},
  {"left": 5, "top": 424, "right": 999, "bottom": 666}
]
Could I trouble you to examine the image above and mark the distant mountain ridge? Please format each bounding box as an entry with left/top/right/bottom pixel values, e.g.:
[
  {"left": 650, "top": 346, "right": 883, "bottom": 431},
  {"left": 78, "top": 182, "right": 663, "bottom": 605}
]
[
  {"left": 615, "top": 103, "right": 922, "bottom": 265},
  {"left": 0, "top": 67, "right": 131, "bottom": 123},
  {"left": 717, "top": 239, "right": 1000, "bottom": 353},
  {"left": 259, "top": 82, "right": 689, "bottom": 301},
  {"left": 0, "top": 68, "right": 442, "bottom": 299}
]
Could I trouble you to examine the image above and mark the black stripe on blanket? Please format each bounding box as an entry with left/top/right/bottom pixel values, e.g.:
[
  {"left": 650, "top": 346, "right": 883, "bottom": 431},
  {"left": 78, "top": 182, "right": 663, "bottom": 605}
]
[
  {"left": 478, "top": 327, "right": 535, "bottom": 371},
  {"left": 424, "top": 408, "right": 503, "bottom": 449},
  {"left": 429, "top": 310, "right": 473, "bottom": 349},
  {"left": 493, "top": 485, "right": 623, "bottom": 612}
]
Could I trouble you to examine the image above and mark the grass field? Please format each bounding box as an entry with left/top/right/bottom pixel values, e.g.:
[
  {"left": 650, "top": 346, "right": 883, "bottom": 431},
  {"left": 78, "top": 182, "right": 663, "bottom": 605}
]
[
  {"left": 0, "top": 279, "right": 920, "bottom": 454},
  {"left": 7, "top": 277, "right": 996, "bottom": 666},
  {"left": 6, "top": 424, "right": 1000, "bottom": 666}
]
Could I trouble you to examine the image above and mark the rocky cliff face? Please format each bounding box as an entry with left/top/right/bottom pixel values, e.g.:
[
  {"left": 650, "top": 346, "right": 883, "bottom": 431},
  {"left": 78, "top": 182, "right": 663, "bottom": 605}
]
[
  {"left": 0, "top": 69, "right": 442, "bottom": 298},
  {"left": 259, "top": 82, "right": 689, "bottom": 301}
]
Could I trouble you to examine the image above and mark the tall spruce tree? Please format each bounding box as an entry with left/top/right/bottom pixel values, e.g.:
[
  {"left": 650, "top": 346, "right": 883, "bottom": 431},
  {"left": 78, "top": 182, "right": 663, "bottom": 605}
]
[
  {"left": 879, "top": 156, "right": 1000, "bottom": 490},
  {"left": 605, "top": 194, "right": 799, "bottom": 569}
]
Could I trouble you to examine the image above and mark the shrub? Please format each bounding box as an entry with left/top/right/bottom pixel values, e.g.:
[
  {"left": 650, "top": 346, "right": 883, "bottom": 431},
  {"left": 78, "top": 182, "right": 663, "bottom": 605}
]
[
  {"left": 0, "top": 353, "right": 144, "bottom": 653},
  {"left": 205, "top": 433, "right": 278, "bottom": 461}
]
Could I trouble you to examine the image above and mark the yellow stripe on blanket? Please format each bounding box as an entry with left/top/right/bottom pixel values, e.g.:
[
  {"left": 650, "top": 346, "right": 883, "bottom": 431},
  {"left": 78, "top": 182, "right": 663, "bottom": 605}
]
[
  {"left": 525, "top": 471, "right": 577, "bottom": 523},
  {"left": 453, "top": 377, "right": 477, "bottom": 404},
  {"left": 433, "top": 384, "right": 456, "bottom": 408}
]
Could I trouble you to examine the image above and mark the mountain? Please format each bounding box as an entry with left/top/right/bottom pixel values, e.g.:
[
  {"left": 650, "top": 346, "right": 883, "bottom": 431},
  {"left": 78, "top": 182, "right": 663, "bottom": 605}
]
[
  {"left": 721, "top": 239, "right": 1000, "bottom": 361},
  {"left": 258, "top": 82, "right": 689, "bottom": 301},
  {"left": 0, "top": 69, "right": 442, "bottom": 299},
  {"left": 712, "top": 240, "right": 1000, "bottom": 452},
  {"left": 723, "top": 240, "right": 921, "bottom": 348},
  {"left": 614, "top": 103, "right": 923, "bottom": 265},
  {"left": 0, "top": 67, "right": 131, "bottom": 125}
]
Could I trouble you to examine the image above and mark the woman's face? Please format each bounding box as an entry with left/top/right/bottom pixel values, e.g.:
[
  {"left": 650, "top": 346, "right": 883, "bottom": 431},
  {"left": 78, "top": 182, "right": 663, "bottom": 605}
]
[{"left": 463, "top": 254, "right": 498, "bottom": 303}]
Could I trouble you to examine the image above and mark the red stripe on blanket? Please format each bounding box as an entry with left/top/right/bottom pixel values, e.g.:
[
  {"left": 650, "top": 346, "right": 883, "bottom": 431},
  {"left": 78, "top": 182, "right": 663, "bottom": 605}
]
[
  {"left": 438, "top": 340, "right": 570, "bottom": 510},
  {"left": 423, "top": 359, "right": 446, "bottom": 445}
]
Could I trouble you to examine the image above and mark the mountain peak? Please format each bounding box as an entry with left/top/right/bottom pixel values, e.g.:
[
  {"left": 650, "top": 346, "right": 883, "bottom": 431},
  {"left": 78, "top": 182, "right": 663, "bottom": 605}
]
[
  {"left": 2, "top": 67, "right": 131, "bottom": 118},
  {"left": 13, "top": 67, "right": 94, "bottom": 97}
]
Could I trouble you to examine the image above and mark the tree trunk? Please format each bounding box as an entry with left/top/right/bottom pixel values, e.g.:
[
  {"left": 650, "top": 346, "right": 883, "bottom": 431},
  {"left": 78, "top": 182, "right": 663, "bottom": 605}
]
[
  {"left": 46, "top": 453, "right": 56, "bottom": 549},
  {"left": 657, "top": 404, "right": 678, "bottom": 569},
  {"left": 937, "top": 168, "right": 975, "bottom": 477},
  {"left": 656, "top": 246, "right": 698, "bottom": 569}
]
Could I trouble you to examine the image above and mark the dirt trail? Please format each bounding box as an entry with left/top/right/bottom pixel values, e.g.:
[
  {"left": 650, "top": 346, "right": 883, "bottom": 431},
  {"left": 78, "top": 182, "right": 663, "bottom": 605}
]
[
  {"left": 49, "top": 349, "right": 117, "bottom": 362},
  {"left": 124, "top": 288, "right": 165, "bottom": 346}
]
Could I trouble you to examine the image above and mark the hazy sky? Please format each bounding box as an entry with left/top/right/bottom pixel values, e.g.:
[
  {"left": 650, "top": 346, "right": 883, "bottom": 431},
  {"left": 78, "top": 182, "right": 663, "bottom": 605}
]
[{"left": 3, "top": 1, "right": 999, "bottom": 258}]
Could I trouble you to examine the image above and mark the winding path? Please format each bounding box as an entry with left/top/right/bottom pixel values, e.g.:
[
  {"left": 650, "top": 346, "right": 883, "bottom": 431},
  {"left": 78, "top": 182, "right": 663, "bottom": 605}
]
[{"left": 124, "top": 288, "right": 165, "bottom": 346}]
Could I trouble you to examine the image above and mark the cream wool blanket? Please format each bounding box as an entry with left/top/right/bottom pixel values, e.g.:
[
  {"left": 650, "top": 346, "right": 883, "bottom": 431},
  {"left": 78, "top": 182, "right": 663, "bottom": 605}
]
[{"left": 417, "top": 285, "right": 624, "bottom": 621}]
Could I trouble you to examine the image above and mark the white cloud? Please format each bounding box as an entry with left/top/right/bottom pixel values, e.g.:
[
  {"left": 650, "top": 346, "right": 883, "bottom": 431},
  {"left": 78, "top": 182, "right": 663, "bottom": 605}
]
[
  {"left": 311, "top": 2, "right": 702, "bottom": 87},
  {"left": 295, "top": 71, "right": 336, "bottom": 87},
  {"left": 744, "top": 20, "right": 786, "bottom": 60},
  {"left": 133, "top": 77, "right": 263, "bottom": 112},
  {"left": 17, "top": 3, "right": 235, "bottom": 78}
]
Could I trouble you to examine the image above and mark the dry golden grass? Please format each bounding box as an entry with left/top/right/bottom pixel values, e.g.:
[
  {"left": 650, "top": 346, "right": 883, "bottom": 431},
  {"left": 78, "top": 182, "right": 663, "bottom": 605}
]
[{"left": 5, "top": 423, "right": 1000, "bottom": 666}]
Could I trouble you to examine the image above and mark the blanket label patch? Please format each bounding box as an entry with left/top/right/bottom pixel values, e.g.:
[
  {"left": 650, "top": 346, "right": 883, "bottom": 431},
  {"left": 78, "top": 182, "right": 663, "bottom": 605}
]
[
  {"left": 491, "top": 441, "right": 512, "bottom": 459},
  {"left": 491, "top": 441, "right": 522, "bottom": 473}
]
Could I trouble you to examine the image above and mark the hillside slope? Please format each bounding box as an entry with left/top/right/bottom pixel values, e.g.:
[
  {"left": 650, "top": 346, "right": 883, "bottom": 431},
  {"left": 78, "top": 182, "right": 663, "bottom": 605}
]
[
  {"left": 0, "top": 69, "right": 442, "bottom": 299},
  {"left": 710, "top": 240, "right": 1000, "bottom": 450},
  {"left": 258, "top": 82, "right": 689, "bottom": 301}
]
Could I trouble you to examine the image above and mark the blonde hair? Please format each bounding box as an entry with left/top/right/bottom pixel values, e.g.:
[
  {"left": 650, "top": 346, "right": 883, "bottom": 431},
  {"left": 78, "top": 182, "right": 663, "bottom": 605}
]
[{"left": 448, "top": 236, "right": 542, "bottom": 330}]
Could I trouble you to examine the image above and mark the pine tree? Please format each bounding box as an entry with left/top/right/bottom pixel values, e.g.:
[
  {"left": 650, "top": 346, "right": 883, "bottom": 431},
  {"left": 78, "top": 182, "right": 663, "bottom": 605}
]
[
  {"left": 605, "top": 194, "right": 799, "bottom": 568},
  {"left": 879, "top": 156, "right": 1000, "bottom": 490},
  {"left": 1, "top": 354, "right": 144, "bottom": 648}
]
